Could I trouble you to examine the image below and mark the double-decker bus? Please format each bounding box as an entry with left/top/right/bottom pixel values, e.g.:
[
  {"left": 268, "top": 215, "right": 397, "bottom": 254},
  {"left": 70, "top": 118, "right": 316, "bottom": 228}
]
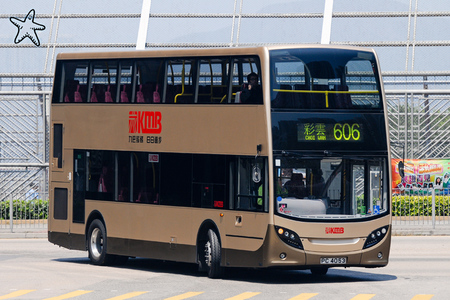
[{"left": 48, "top": 45, "right": 391, "bottom": 278}]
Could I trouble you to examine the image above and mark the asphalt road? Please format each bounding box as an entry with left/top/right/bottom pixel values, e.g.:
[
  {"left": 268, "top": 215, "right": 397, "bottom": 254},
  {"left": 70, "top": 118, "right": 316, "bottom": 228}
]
[{"left": 0, "top": 236, "right": 449, "bottom": 300}]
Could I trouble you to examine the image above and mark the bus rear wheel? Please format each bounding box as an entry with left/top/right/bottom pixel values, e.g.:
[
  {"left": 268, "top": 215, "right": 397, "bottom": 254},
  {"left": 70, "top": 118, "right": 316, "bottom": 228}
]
[
  {"left": 204, "top": 229, "right": 223, "bottom": 278},
  {"left": 87, "top": 219, "right": 115, "bottom": 265}
]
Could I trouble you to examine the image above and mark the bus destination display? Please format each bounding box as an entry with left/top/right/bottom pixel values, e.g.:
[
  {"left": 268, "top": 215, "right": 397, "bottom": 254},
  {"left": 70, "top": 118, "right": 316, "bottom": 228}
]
[{"left": 297, "top": 122, "right": 363, "bottom": 142}]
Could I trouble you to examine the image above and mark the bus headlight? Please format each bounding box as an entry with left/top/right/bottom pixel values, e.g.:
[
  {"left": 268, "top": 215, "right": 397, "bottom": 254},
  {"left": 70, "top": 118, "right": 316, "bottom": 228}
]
[
  {"left": 274, "top": 226, "right": 303, "bottom": 250},
  {"left": 363, "top": 225, "right": 389, "bottom": 249}
]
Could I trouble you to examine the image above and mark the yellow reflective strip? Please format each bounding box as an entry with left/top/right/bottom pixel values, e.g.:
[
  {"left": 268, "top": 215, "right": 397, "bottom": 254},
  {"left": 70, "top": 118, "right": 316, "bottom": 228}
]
[
  {"left": 273, "top": 89, "right": 379, "bottom": 94},
  {"left": 350, "top": 294, "right": 376, "bottom": 300},
  {"left": 411, "top": 295, "right": 434, "bottom": 300},
  {"left": 273, "top": 89, "right": 324, "bottom": 93},
  {"left": 164, "top": 292, "right": 204, "bottom": 300},
  {"left": 225, "top": 292, "right": 261, "bottom": 300},
  {"left": 0, "top": 290, "right": 35, "bottom": 299},
  {"left": 105, "top": 291, "right": 149, "bottom": 300},
  {"left": 288, "top": 293, "right": 319, "bottom": 300},
  {"left": 42, "top": 290, "right": 93, "bottom": 300}
]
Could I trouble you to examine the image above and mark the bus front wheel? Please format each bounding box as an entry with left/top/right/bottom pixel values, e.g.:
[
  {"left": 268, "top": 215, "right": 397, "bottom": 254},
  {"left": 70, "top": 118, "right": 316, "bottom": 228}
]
[
  {"left": 204, "top": 229, "right": 223, "bottom": 278},
  {"left": 87, "top": 219, "right": 115, "bottom": 265}
]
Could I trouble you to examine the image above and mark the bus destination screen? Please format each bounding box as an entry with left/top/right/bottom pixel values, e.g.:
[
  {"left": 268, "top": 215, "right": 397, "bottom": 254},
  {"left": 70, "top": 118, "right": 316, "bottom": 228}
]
[{"left": 297, "top": 122, "right": 363, "bottom": 142}]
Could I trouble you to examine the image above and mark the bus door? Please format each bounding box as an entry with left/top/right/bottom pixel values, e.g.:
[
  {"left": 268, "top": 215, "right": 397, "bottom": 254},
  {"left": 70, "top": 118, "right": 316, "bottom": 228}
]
[
  {"left": 73, "top": 150, "right": 86, "bottom": 224},
  {"left": 224, "top": 157, "right": 268, "bottom": 255},
  {"left": 50, "top": 122, "right": 72, "bottom": 236}
]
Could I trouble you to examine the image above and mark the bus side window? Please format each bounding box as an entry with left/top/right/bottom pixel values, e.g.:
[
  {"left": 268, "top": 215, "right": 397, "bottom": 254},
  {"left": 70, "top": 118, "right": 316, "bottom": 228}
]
[
  {"left": 166, "top": 59, "right": 195, "bottom": 104},
  {"left": 117, "top": 152, "right": 130, "bottom": 201},
  {"left": 231, "top": 57, "right": 262, "bottom": 104},
  {"left": 119, "top": 61, "right": 133, "bottom": 103},
  {"left": 192, "top": 154, "right": 227, "bottom": 208},
  {"left": 61, "top": 61, "right": 88, "bottom": 103},
  {"left": 52, "top": 124, "right": 63, "bottom": 169},
  {"left": 135, "top": 59, "right": 164, "bottom": 103},
  {"left": 198, "top": 58, "right": 231, "bottom": 104},
  {"left": 85, "top": 150, "right": 115, "bottom": 201},
  {"left": 90, "top": 60, "right": 118, "bottom": 103},
  {"left": 133, "top": 152, "right": 160, "bottom": 204},
  {"left": 160, "top": 153, "right": 192, "bottom": 206}
]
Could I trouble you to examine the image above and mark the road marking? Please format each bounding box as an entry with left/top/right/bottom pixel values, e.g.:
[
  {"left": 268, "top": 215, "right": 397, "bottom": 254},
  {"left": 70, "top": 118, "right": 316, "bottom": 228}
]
[
  {"left": 42, "top": 290, "right": 93, "bottom": 300},
  {"left": 105, "top": 291, "right": 149, "bottom": 300},
  {"left": 164, "top": 292, "right": 204, "bottom": 300},
  {"left": 0, "top": 290, "right": 439, "bottom": 300},
  {"left": 225, "top": 292, "right": 261, "bottom": 300},
  {"left": 411, "top": 295, "right": 434, "bottom": 300},
  {"left": 350, "top": 295, "right": 376, "bottom": 300},
  {"left": 289, "top": 293, "right": 319, "bottom": 300},
  {"left": 0, "top": 290, "right": 35, "bottom": 299}
]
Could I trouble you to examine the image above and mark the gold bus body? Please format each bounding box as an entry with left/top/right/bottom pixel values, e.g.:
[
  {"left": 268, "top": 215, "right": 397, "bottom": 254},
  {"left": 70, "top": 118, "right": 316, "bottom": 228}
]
[{"left": 48, "top": 45, "right": 391, "bottom": 272}]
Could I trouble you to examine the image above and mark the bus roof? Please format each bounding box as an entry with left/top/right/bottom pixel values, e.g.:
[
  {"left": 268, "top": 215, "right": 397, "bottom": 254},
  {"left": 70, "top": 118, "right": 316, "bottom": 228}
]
[{"left": 55, "top": 44, "right": 375, "bottom": 61}]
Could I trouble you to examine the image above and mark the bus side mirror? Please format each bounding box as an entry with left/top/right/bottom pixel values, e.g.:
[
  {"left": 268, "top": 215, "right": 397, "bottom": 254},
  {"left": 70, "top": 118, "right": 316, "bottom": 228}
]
[{"left": 398, "top": 161, "right": 404, "bottom": 178}]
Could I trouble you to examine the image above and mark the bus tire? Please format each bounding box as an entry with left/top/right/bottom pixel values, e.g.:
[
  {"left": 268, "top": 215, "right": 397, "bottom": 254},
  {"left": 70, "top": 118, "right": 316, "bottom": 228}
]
[
  {"left": 204, "top": 229, "right": 223, "bottom": 278},
  {"left": 87, "top": 219, "right": 115, "bottom": 266}
]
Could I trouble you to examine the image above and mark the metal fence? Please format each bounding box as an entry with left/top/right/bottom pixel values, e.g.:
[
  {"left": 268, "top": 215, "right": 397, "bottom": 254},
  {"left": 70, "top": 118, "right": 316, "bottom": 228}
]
[
  {"left": 392, "top": 188, "right": 450, "bottom": 232},
  {"left": 384, "top": 72, "right": 450, "bottom": 159},
  {"left": 0, "top": 85, "right": 50, "bottom": 232},
  {"left": 2, "top": 0, "right": 450, "bottom": 233}
]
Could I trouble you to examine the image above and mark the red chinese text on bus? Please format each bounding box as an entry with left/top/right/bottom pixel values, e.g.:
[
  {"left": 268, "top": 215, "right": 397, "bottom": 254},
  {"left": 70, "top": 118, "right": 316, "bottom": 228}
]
[
  {"left": 129, "top": 111, "right": 162, "bottom": 134},
  {"left": 325, "top": 227, "right": 344, "bottom": 234}
]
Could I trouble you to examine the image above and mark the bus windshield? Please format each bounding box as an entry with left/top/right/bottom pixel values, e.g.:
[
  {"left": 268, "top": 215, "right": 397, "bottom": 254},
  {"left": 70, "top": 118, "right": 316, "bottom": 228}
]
[
  {"left": 274, "top": 155, "right": 388, "bottom": 220},
  {"left": 270, "top": 48, "right": 382, "bottom": 110}
]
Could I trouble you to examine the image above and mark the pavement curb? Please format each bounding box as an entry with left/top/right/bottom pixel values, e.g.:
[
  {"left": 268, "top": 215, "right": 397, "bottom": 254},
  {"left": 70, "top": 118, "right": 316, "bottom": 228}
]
[
  {"left": 0, "top": 230, "right": 47, "bottom": 239},
  {"left": 392, "top": 229, "right": 450, "bottom": 236}
]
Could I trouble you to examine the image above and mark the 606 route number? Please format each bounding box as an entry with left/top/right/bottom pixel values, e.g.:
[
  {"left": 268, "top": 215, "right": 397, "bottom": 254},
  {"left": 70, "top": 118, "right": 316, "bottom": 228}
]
[{"left": 333, "top": 123, "right": 361, "bottom": 141}]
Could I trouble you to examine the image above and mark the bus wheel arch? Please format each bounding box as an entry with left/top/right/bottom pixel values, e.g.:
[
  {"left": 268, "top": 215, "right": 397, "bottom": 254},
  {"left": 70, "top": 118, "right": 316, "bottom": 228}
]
[
  {"left": 196, "top": 220, "right": 223, "bottom": 278},
  {"left": 85, "top": 210, "right": 104, "bottom": 248}
]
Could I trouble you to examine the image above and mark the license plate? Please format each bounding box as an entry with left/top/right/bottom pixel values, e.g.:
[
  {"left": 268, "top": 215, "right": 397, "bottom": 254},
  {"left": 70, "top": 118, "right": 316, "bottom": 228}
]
[{"left": 320, "top": 257, "right": 347, "bottom": 264}]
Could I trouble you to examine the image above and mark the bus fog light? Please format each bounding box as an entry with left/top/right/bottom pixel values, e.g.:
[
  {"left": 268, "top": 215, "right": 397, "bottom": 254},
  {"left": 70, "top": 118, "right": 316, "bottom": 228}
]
[
  {"left": 377, "top": 252, "right": 383, "bottom": 259},
  {"left": 280, "top": 253, "right": 287, "bottom": 260}
]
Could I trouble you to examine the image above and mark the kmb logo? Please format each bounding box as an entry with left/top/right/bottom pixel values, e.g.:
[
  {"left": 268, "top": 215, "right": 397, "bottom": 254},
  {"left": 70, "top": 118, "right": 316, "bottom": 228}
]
[
  {"left": 129, "top": 111, "right": 162, "bottom": 134},
  {"left": 325, "top": 227, "right": 344, "bottom": 234}
]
